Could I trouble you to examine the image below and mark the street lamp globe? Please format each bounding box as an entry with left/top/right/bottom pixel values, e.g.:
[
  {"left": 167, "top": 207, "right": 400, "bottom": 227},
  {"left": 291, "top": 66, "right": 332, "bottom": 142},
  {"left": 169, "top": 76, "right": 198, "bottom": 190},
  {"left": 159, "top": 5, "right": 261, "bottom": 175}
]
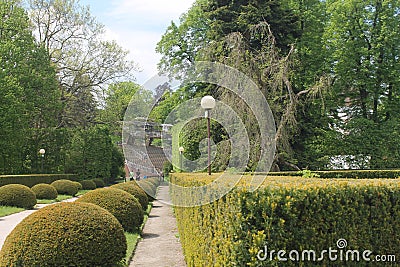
[
  {"left": 39, "top": 149, "right": 46, "bottom": 157},
  {"left": 179, "top": 146, "right": 185, "bottom": 153},
  {"left": 201, "top": 95, "right": 216, "bottom": 110}
]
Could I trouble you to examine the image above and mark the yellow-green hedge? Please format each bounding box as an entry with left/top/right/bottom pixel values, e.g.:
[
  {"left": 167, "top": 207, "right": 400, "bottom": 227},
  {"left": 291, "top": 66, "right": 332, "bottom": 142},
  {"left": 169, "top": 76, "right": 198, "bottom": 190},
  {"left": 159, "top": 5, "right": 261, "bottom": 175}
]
[
  {"left": 268, "top": 169, "right": 400, "bottom": 179},
  {"left": 171, "top": 174, "right": 400, "bottom": 266}
]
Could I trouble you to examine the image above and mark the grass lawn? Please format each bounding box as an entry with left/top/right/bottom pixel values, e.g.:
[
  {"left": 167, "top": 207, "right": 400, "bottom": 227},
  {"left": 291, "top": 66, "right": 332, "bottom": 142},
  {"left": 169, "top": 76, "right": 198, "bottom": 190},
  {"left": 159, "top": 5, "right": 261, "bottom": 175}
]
[
  {"left": 37, "top": 190, "right": 91, "bottom": 204},
  {"left": 0, "top": 206, "right": 25, "bottom": 217}
]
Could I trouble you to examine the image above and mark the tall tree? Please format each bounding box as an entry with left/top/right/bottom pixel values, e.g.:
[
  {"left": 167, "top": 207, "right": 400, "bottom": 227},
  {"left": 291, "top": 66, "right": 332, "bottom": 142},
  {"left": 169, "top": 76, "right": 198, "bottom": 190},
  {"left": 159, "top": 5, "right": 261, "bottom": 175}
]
[
  {"left": 27, "top": 0, "right": 138, "bottom": 128},
  {"left": 157, "top": 0, "right": 305, "bottom": 171},
  {"left": 0, "top": 0, "right": 61, "bottom": 174},
  {"left": 323, "top": 0, "right": 400, "bottom": 168}
]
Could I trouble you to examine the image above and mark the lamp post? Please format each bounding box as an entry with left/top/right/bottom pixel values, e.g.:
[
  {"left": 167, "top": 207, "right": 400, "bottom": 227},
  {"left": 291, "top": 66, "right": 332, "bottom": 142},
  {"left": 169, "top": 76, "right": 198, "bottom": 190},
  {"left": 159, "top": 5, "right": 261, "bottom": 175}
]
[
  {"left": 201, "top": 96, "right": 216, "bottom": 175},
  {"left": 179, "top": 146, "right": 184, "bottom": 171},
  {"left": 39, "top": 148, "right": 45, "bottom": 173}
]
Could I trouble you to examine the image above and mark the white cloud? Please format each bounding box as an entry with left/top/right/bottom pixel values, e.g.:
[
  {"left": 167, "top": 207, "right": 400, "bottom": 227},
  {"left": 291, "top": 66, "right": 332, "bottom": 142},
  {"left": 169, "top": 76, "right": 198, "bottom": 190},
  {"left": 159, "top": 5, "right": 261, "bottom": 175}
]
[
  {"left": 86, "top": 0, "right": 196, "bottom": 84},
  {"left": 110, "top": 0, "right": 193, "bottom": 20}
]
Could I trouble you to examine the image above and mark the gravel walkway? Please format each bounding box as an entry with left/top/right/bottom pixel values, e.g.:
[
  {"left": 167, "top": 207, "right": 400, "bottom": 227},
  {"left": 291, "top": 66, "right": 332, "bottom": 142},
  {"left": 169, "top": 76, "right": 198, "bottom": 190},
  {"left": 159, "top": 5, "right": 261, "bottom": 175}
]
[{"left": 129, "top": 185, "right": 186, "bottom": 267}]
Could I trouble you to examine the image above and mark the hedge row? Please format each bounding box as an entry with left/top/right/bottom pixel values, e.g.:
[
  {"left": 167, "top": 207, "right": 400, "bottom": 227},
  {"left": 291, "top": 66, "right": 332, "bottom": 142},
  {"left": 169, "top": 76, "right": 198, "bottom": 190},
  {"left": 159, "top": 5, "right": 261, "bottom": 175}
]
[
  {"left": 171, "top": 173, "right": 400, "bottom": 266},
  {"left": 0, "top": 174, "right": 78, "bottom": 187},
  {"left": 267, "top": 169, "right": 400, "bottom": 179}
]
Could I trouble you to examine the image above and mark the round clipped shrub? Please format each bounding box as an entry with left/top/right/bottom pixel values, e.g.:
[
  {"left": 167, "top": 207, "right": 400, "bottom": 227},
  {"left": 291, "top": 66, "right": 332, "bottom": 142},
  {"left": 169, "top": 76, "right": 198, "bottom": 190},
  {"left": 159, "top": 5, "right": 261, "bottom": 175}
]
[
  {"left": 111, "top": 182, "right": 149, "bottom": 210},
  {"left": 146, "top": 177, "right": 160, "bottom": 187},
  {"left": 0, "top": 184, "right": 37, "bottom": 209},
  {"left": 50, "top": 179, "right": 79, "bottom": 196},
  {"left": 0, "top": 202, "right": 126, "bottom": 267},
  {"left": 31, "top": 183, "right": 58, "bottom": 200},
  {"left": 79, "top": 179, "right": 97, "bottom": 190},
  {"left": 73, "top": 181, "right": 82, "bottom": 191},
  {"left": 77, "top": 188, "right": 144, "bottom": 232},
  {"left": 137, "top": 180, "right": 157, "bottom": 200},
  {"left": 92, "top": 178, "right": 106, "bottom": 188}
]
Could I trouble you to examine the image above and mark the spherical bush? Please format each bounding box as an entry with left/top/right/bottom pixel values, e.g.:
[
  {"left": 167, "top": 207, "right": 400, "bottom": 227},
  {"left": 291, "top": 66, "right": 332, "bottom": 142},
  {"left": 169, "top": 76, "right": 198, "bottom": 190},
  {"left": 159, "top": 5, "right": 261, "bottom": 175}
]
[
  {"left": 73, "top": 181, "right": 82, "bottom": 191},
  {"left": 0, "top": 184, "right": 37, "bottom": 209},
  {"left": 110, "top": 182, "right": 149, "bottom": 210},
  {"left": 79, "top": 179, "right": 97, "bottom": 190},
  {"left": 31, "top": 183, "right": 58, "bottom": 200},
  {"left": 77, "top": 188, "right": 144, "bottom": 232},
  {"left": 0, "top": 202, "right": 126, "bottom": 267},
  {"left": 50, "top": 179, "right": 79, "bottom": 196},
  {"left": 146, "top": 177, "right": 160, "bottom": 187},
  {"left": 92, "top": 178, "right": 106, "bottom": 188},
  {"left": 137, "top": 180, "right": 157, "bottom": 200}
]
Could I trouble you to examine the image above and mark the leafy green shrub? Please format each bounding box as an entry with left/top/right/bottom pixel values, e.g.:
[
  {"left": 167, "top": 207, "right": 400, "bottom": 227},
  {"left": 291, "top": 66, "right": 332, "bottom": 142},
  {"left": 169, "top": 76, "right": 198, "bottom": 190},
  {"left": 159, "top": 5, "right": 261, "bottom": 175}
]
[
  {"left": 0, "top": 184, "right": 37, "bottom": 209},
  {"left": 79, "top": 179, "right": 97, "bottom": 190},
  {"left": 171, "top": 173, "right": 400, "bottom": 267},
  {"left": 50, "top": 179, "right": 79, "bottom": 196},
  {"left": 0, "top": 202, "right": 126, "bottom": 267},
  {"left": 163, "top": 161, "right": 173, "bottom": 177},
  {"left": 77, "top": 188, "right": 144, "bottom": 232},
  {"left": 110, "top": 182, "right": 149, "bottom": 210},
  {"left": 31, "top": 183, "right": 58, "bottom": 200},
  {"left": 91, "top": 178, "right": 106, "bottom": 188}
]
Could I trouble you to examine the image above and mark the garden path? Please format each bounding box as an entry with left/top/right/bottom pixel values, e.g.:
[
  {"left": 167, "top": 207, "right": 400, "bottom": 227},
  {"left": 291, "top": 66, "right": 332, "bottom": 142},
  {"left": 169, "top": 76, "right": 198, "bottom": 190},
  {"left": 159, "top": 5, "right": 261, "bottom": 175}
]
[
  {"left": 0, "top": 197, "right": 78, "bottom": 250},
  {"left": 129, "top": 185, "right": 186, "bottom": 267}
]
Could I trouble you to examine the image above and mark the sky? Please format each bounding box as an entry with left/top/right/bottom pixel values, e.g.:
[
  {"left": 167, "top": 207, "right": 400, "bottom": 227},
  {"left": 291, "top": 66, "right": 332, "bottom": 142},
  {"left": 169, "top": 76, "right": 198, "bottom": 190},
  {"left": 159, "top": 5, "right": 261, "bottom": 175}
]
[{"left": 78, "top": 0, "right": 196, "bottom": 84}]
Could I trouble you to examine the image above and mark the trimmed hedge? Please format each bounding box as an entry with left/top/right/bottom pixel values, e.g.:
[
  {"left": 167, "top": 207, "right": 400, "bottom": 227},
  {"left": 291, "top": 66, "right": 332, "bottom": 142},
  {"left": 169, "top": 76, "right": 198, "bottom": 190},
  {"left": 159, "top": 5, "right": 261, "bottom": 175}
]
[
  {"left": 79, "top": 180, "right": 97, "bottom": 190},
  {"left": 50, "top": 179, "right": 79, "bottom": 196},
  {"left": 268, "top": 169, "right": 400, "bottom": 179},
  {"left": 0, "top": 202, "right": 126, "bottom": 267},
  {"left": 0, "top": 174, "right": 78, "bottom": 187},
  {"left": 110, "top": 182, "right": 149, "bottom": 210},
  {"left": 77, "top": 188, "right": 144, "bottom": 232},
  {"left": 31, "top": 183, "right": 58, "bottom": 200},
  {"left": 0, "top": 184, "right": 37, "bottom": 209},
  {"left": 171, "top": 173, "right": 400, "bottom": 267},
  {"left": 91, "top": 178, "right": 106, "bottom": 188}
]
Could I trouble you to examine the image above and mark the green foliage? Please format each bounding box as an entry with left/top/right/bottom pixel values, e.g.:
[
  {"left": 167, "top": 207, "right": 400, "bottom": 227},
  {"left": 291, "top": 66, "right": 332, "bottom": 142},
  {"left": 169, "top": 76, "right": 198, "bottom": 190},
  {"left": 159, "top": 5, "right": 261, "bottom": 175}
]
[
  {"left": 163, "top": 161, "right": 173, "bottom": 176},
  {"left": 77, "top": 188, "right": 144, "bottom": 232},
  {"left": 31, "top": 183, "right": 58, "bottom": 200},
  {"left": 0, "top": 184, "right": 37, "bottom": 209},
  {"left": 50, "top": 179, "right": 79, "bottom": 196},
  {"left": 0, "top": 0, "right": 61, "bottom": 175},
  {"left": 171, "top": 173, "right": 400, "bottom": 266},
  {"left": 79, "top": 179, "right": 97, "bottom": 190},
  {"left": 0, "top": 202, "right": 127, "bottom": 267},
  {"left": 110, "top": 182, "right": 149, "bottom": 211},
  {"left": 65, "top": 125, "right": 122, "bottom": 180},
  {"left": 91, "top": 178, "right": 106, "bottom": 188}
]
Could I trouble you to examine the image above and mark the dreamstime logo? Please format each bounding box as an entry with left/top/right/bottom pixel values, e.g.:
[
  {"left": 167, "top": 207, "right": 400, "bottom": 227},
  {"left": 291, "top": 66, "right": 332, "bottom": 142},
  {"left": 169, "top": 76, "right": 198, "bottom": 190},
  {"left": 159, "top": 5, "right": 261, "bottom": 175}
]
[
  {"left": 122, "top": 61, "right": 276, "bottom": 207},
  {"left": 257, "top": 238, "right": 396, "bottom": 263}
]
